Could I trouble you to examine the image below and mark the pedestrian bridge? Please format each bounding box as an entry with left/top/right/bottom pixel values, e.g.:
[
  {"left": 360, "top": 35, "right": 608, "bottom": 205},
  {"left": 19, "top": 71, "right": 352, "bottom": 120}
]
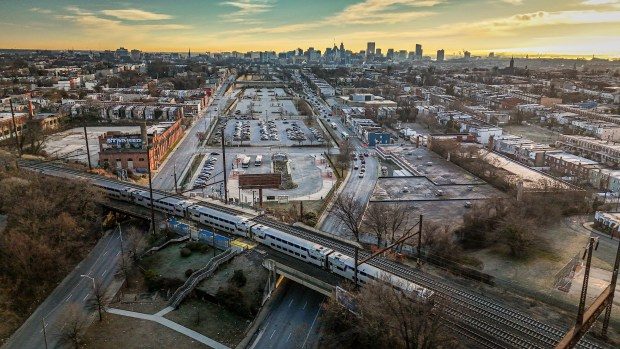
[{"left": 262, "top": 259, "right": 336, "bottom": 298}]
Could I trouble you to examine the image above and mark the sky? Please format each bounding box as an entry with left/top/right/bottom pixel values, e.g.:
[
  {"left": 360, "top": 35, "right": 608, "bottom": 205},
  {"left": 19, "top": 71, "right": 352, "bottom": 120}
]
[{"left": 0, "top": 0, "right": 619, "bottom": 57}]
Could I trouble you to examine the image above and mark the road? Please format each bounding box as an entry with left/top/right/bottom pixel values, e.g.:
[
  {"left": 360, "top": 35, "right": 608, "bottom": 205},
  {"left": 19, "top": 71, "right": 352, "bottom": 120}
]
[
  {"left": 292, "top": 74, "right": 379, "bottom": 235},
  {"left": 3, "top": 228, "right": 123, "bottom": 349},
  {"left": 153, "top": 75, "right": 235, "bottom": 191},
  {"left": 250, "top": 282, "right": 324, "bottom": 349}
]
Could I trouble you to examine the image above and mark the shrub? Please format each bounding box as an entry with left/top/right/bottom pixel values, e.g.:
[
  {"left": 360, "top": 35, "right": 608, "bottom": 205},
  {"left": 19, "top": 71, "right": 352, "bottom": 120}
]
[
  {"left": 186, "top": 241, "right": 210, "bottom": 253},
  {"left": 180, "top": 247, "right": 192, "bottom": 258},
  {"left": 216, "top": 286, "right": 251, "bottom": 317},
  {"left": 230, "top": 269, "right": 247, "bottom": 288}
]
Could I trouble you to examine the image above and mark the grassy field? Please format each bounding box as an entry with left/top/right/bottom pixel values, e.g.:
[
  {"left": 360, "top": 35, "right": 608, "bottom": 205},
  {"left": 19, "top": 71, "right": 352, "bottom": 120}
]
[
  {"left": 164, "top": 299, "right": 250, "bottom": 348},
  {"left": 141, "top": 243, "right": 219, "bottom": 280},
  {"left": 503, "top": 125, "right": 561, "bottom": 145}
]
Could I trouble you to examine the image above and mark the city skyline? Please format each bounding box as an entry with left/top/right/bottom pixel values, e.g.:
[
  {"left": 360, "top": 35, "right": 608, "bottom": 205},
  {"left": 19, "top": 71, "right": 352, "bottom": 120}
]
[{"left": 0, "top": 0, "right": 619, "bottom": 57}]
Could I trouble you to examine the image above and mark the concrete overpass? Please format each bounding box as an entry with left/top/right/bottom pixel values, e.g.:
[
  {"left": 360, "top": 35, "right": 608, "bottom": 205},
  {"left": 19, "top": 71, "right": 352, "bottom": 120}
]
[{"left": 262, "top": 259, "right": 336, "bottom": 298}]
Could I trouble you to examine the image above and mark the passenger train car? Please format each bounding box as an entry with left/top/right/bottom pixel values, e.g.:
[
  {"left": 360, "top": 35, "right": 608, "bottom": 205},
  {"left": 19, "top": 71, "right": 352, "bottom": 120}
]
[{"left": 93, "top": 179, "right": 434, "bottom": 300}]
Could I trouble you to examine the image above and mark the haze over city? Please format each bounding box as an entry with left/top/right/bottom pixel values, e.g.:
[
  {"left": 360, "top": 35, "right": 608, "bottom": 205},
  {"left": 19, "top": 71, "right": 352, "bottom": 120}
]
[{"left": 1, "top": 0, "right": 620, "bottom": 57}]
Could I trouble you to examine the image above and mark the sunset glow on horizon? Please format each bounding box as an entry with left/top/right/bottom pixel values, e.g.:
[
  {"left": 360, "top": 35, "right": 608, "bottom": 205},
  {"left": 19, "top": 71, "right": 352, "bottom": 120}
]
[{"left": 1, "top": 0, "right": 619, "bottom": 58}]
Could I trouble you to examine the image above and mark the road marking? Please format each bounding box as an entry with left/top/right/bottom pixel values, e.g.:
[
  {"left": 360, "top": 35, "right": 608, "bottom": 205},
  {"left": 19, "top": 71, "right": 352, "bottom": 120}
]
[
  {"left": 116, "top": 251, "right": 120, "bottom": 257},
  {"left": 287, "top": 332, "right": 292, "bottom": 342},
  {"left": 269, "top": 329, "right": 277, "bottom": 340},
  {"left": 83, "top": 293, "right": 90, "bottom": 301},
  {"left": 301, "top": 304, "right": 322, "bottom": 349},
  {"left": 288, "top": 299, "right": 294, "bottom": 308},
  {"left": 101, "top": 269, "right": 107, "bottom": 277},
  {"left": 103, "top": 250, "right": 109, "bottom": 256},
  {"left": 302, "top": 301, "right": 307, "bottom": 310},
  {"left": 65, "top": 293, "right": 72, "bottom": 302}
]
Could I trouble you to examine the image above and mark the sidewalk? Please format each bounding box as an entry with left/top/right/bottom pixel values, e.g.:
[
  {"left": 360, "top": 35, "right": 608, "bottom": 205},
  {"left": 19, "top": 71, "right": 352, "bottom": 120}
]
[{"left": 107, "top": 307, "right": 230, "bottom": 349}]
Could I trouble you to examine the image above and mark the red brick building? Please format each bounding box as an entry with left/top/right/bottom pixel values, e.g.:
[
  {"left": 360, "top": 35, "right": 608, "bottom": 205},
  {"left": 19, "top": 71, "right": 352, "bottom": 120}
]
[{"left": 98, "top": 118, "right": 183, "bottom": 172}]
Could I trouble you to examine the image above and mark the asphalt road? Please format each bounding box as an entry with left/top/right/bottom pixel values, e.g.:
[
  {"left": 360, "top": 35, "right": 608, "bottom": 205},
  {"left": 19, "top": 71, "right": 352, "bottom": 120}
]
[
  {"left": 250, "top": 282, "right": 324, "bottom": 349},
  {"left": 3, "top": 229, "right": 123, "bottom": 349},
  {"left": 153, "top": 75, "right": 234, "bottom": 191},
  {"left": 317, "top": 116, "right": 379, "bottom": 236}
]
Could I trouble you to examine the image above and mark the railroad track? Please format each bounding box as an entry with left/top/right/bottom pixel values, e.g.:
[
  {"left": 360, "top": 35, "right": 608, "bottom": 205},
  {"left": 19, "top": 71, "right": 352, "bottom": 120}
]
[{"left": 21, "top": 160, "right": 609, "bottom": 349}]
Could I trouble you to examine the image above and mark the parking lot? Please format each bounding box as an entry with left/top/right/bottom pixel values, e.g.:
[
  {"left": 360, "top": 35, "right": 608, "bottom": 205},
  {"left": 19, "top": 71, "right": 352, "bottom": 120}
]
[
  {"left": 233, "top": 87, "right": 298, "bottom": 119},
  {"left": 222, "top": 119, "right": 325, "bottom": 146},
  {"left": 371, "top": 177, "right": 499, "bottom": 202},
  {"left": 385, "top": 145, "right": 485, "bottom": 185}
]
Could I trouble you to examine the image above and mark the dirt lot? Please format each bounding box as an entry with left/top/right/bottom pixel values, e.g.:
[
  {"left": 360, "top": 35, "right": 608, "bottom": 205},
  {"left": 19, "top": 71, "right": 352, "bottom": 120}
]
[
  {"left": 82, "top": 313, "right": 206, "bottom": 349},
  {"left": 164, "top": 299, "right": 250, "bottom": 348},
  {"left": 503, "top": 124, "right": 560, "bottom": 145},
  {"left": 141, "top": 243, "right": 219, "bottom": 280},
  {"left": 198, "top": 250, "right": 269, "bottom": 310}
]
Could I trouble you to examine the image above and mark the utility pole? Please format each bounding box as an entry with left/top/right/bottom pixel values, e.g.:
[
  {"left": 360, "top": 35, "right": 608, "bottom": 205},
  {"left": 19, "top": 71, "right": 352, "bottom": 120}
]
[
  {"left": 577, "top": 237, "right": 596, "bottom": 325},
  {"left": 417, "top": 215, "right": 423, "bottom": 267},
  {"left": 354, "top": 246, "right": 359, "bottom": 288},
  {"left": 221, "top": 131, "right": 228, "bottom": 204},
  {"left": 9, "top": 99, "right": 21, "bottom": 156},
  {"left": 173, "top": 162, "right": 179, "bottom": 194},
  {"left": 146, "top": 145, "right": 156, "bottom": 234},
  {"left": 82, "top": 115, "right": 92, "bottom": 170},
  {"left": 601, "top": 239, "right": 620, "bottom": 338}
]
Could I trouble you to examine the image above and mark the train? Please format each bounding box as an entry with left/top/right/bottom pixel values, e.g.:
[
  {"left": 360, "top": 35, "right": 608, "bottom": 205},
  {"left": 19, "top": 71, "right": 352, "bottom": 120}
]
[{"left": 94, "top": 180, "right": 433, "bottom": 300}]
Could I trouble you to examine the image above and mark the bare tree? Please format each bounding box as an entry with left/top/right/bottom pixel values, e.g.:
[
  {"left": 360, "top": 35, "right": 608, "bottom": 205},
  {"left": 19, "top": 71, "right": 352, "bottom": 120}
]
[
  {"left": 335, "top": 139, "right": 353, "bottom": 173},
  {"left": 87, "top": 279, "right": 109, "bottom": 321},
  {"left": 125, "top": 226, "right": 146, "bottom": 261},
  {"left": 331, "top": 193, "right": 365, "bottom": 242},
  {"left": 364, "top": 204, "right": 411, "bottom": 246},
  {"left": 56, "top": 303, "right": 87, "bottom": 349},
  {"left": 321, "top": 280, "right": 458, "bottom": 349}
]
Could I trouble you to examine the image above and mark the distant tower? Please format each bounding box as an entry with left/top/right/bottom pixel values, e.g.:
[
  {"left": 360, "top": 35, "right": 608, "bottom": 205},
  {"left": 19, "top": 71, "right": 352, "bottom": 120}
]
[
  {"left": 188, "top": 48, "right": 191, "bottom": 58},
  {"left": 509, "top": 56, "right": 514, "bottom": 70},
  {"left": 340, "top": 42, "right": 344, "bottom": 52}
]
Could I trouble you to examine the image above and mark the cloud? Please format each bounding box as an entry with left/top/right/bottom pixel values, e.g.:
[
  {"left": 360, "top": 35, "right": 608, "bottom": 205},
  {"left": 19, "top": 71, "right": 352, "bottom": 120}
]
[
  {"left": 582, "top": 0, "right": 619, "bottom": 5},
  {"left": 220, "top": 0, "right": 274, "bottom": 24},
  {"left": 499, "top": 0, "right": 523, "bottom": 4},
  {"left": 30, "top": 7, "right": 52, "bottom": 14},
  {"left": 58, "top": 6, "right": 189, "bottom": 32},
  {"left": 221, "top": 1, "right": 274, "bottom": 14},
  {"left": 331, "top": 0, "right": 441, "bottom": 25},
  {"left": 101, "top": 9, "right": 173, "bottom": 21}
]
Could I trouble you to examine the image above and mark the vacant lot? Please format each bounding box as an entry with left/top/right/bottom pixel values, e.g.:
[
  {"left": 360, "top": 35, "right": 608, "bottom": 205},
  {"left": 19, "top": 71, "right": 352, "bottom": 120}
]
[
  {"left": 164, "top": 299, "right": 249, "bottom": 347},
  {"left": 82, "top": 313, "right": 206, "bottom": 349},
  {"left": 503, "top": 125, "right": 560, "bottom": 145},
  {"left": 141, "top": 243, "right": 219, "bottom": 280}
]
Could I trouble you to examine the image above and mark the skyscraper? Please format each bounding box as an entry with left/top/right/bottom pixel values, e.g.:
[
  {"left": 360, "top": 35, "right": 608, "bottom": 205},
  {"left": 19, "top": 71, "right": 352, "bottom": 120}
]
[
  {"left": 376, "top": 48, "right": 382, "bottom": 56},
  {"left": 366, "top": 42, "right": 376, "bottom": 57},
  {"left": 464, "top": 51, "right": 471, "bottom": 59},
  {"left": 387, "top": 48, "right": 394, "bottom": 59},
  {"left": 436, "top": 49, "right": 445, "bottom": 62},
  {"left": 415, "top": 44, "right": 423, "bottom": 59}
]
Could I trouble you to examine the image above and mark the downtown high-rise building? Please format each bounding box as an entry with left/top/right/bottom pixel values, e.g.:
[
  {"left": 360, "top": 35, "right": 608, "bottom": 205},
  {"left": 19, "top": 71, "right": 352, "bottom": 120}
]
[
  {"left": 386, "top": 48, "right": 394, "bottom": 59},
  {"left": 436, "top": 49, "right": 445, "bottom": 62},
  {"left": 366, "top": 42, "right": 376, "bottom": 57},
  {"left": 415, "top": 44, "right": 423, "bottom": 59}
]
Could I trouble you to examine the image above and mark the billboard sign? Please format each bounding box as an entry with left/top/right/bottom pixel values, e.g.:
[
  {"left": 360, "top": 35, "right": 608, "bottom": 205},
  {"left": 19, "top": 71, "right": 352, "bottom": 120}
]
[{"left": 239, "top": 173, "right": 282, "bottom": 189}]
